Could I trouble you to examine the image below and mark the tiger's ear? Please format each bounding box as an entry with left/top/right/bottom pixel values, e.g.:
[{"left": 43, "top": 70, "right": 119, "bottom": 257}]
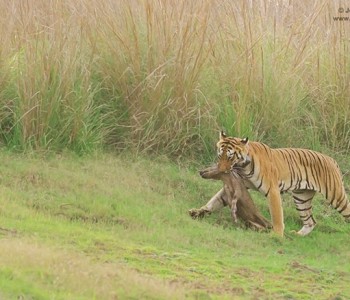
[
  {"left": 241, "top": 137, "right": 249, "bottom": 144},
  {"left": 220, "top": 130, "right": 227, "bottom": 139}
]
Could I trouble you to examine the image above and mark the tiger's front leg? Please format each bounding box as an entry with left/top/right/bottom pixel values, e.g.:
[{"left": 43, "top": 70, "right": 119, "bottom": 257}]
[
  {"left": 189, "top": 188, "right": 227, "bottom": 219},
  {"left": 267, "top": 188, "right": 285, "bottom": 237}
]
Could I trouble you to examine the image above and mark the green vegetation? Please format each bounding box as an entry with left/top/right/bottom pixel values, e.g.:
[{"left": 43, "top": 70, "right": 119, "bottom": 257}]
[
  {"left": 0, "top": 1, "right": 349, "bottom": 299},
  {"left": 0, "top": 1, "right": 349, "bottom": 157},
  {"left": 0, "top": 152, "right": 349, "bottom": 299}
]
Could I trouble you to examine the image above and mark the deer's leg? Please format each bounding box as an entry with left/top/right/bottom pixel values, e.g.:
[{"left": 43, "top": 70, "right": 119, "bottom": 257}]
[{"left": 189, "top": 188, "right": 227, "bottom": 219}]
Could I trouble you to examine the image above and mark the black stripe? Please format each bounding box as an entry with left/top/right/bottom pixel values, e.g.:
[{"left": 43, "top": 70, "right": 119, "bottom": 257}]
[
  {"left": 257, "top": 175, "right": 264, "bottom": 189},
  {"left": 338, "top": 202, "right": 348, "bottom": 213},
  {"left": 279, "top": 181, "right": 285, "bottom": 191},
  {"left": 298, "top": 150, "right": 310, "bottom": 189},
  {"left": 309, "top": 151, "right": 321, "bottom": 192},
  {"left": 303, "top": 151, "right": 313, "bottom": 189},
  {"left": 260, "top": 143, "right": 271, "bottom": 155},
  {"left": 245, "top": 157, "right": 255, "bottom": 178},
  {"left": 293, "top": 195, "right": 312, "bottom": 203},
  {"left": 337, "top": 198, "right": 349, "bottom": 213},
  {"left": 303, "top": 215, "right": 313, "bottom": 222},
  {"left": 334, "top": 196, "right": 345, "bottom": 210},
  {"left": 288, "top": 150, "right": 299, "bottom": 188},
  {"left": 279, "top": 151, "right": 293, "bottom": 190},
  {"left": 296, "top": 206, "right": 312, "bottom": 212},
  {"left": 316, "top": 154, "right": 328, "bottom": 198},
  {"left": 308, "top": 151, "right": 322, "bottom": 192}
]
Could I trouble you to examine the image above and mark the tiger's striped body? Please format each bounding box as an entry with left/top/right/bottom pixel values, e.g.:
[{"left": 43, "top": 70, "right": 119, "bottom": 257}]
[{"left": 217, "top": 132, "right": 350, "bottom": 236}]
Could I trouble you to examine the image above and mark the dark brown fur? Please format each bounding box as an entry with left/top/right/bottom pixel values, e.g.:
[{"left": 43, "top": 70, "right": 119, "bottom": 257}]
[{"left": 189, "top": 165, "right": 271, "bottom": 230}]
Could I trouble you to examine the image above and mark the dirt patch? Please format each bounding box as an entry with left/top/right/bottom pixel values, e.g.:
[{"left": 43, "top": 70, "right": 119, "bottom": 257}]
[
  {"left": 289, "top": 261, "right": 320, "bottom": 274},
  {"left": 0, "top": 237, "right": 187, "bottom": 299}
]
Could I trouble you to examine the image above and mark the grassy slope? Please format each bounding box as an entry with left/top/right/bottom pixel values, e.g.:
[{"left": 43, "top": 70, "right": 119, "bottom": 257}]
[{"left": 0, "top": 152, "right": 349, "bottom": 299}]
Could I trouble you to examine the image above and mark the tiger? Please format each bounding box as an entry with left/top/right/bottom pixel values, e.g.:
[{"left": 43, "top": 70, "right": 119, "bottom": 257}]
[{"left": 215, "top": 131, "right": 350, "bottom": 237}]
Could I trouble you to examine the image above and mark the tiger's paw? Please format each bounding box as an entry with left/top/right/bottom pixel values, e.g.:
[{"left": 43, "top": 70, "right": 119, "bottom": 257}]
[
  {"left": 291, "top": 224, "right": 315, "bottom": 236},
  {"left": 271, "top": 224, "right": 285, "bottom": 238},
  {"left": 297, "top": 224, "right": 315, "bottom": 236}
]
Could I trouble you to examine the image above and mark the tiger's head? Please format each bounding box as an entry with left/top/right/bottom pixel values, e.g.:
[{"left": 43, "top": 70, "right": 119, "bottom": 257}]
[{"left": 216, "top": 131, "right": 251, "bottom": 173}]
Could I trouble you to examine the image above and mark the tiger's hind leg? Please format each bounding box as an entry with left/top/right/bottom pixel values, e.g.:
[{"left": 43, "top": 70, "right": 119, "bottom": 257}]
[
  {"left": 292, "top": 190, "right": 316, "bottom": 236},
  {"left": 329, "top": 193, "right": 350, "bottom": 223}
]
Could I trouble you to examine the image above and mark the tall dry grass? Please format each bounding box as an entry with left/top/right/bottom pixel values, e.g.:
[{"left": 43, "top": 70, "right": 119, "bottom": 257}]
[
  {"left": 0, "top": 0, "right": 348, "bottom": 156},
  {"left": 0, "top": 0, "right": 103, "bottom": 152},
  {"left": 213, "top": 0, "right": 350, "bottom": 151}
]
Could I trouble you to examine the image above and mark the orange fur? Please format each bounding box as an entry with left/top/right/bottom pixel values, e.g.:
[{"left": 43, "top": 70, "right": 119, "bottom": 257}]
[{"left": 216, "top": 132, "right": 350, "bottom": 236}]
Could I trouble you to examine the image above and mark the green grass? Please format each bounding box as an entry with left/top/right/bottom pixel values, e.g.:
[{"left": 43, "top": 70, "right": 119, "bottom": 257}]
[
  {"left": 0, "top": 1, "right": 349, "bottom": 298},
  {"left": 0, "top": 151, "right": 349, "bottom": 299}
]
